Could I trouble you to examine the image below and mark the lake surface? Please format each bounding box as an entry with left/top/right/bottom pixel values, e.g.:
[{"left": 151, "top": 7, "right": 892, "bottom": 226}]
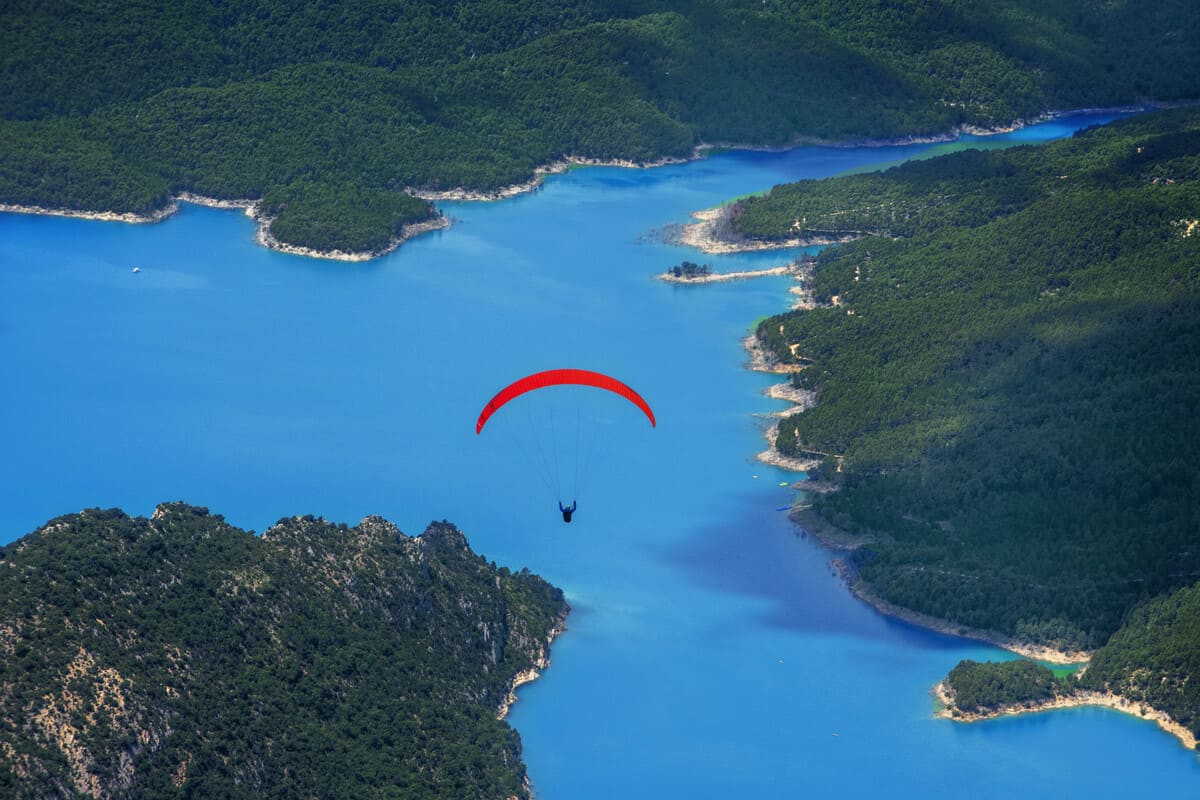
[{"left": 2, "top": 111, "right": 1197, "bottom": 797}]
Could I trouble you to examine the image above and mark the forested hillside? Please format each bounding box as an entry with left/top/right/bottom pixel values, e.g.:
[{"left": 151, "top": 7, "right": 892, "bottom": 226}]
[
  {"left": 752, "top": 108, "right": 1200, "bottom": 650},
  {"left": 0, "top": 503, "right": 567, "bottom": 799},
  {"left": 940, "top": 580, "right": 1200, "bottom": 744},
  {"left": 1079, "top": 580, "right": 1200, "bottom": 740},
  {"left": 1, "top": 0, "right": 1198, "bottom": 252}
]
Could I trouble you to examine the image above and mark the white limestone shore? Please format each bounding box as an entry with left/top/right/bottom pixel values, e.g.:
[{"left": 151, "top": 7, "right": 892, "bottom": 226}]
[
  {"left": 934, "top": 681, "right": 1197, "bottom": 751},
  {"left": 0, "top": 193, "right": 448, "bottom": 261},
  {"left": 497, "top": 609, "right": 568, "bottom": 722}
]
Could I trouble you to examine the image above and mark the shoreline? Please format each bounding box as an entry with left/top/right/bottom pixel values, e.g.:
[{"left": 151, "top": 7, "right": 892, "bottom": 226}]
[
  {"left": 0, "top": 103, "right": 1157, "bottom": 262},
  {"left": 496, "top": 607, "right": 569, "bottom": 722},
  {"left": 658, "top": 264, "right": 798, "bottom": 284},
  {"left": 842, "top": 564, "right": 1091, "bottom": 663},
  {"left": 933, "top": 681, "right": 1197, "bottom": 751},
  {"left": 744, "top": 332, "right": 805, "bottom": 375},
  {"left": 0, "top": 200, "right": 178, "bottom": 225},
  {"left": 756, "top": 421, "right": 821, "bottom": 472},
  {"left": 725, "top": 135, "right": 1194, "bottom": 752},
  {"left": 662, "top": 259, "right": 819, "bottom": 312},
  {"left": 410, "top": 106, "right": 1148, "bottom": 210},
  {"left": 254, "top": 213, "right": 450, "bottom": 261},
  {"left": 671, "top": 103, "right": 1161, "bottom": 256},
  {"left": 667, "top": 206, "right": 862, "bottom": 255},
  {"left": 686, "top": 105, "right": 1151, "bottom": 157},
  {"left": 409, "top": 153, "right": 689, "bottom": 203},
  {"left": 743, "top": 334, "right": 821, "bottom": 471},
  {"left": 741, "top": 308, "right": 1094, "bottom": 665},
  {"left": 0, "top": 193, "right": 449, "bottom": 262}
]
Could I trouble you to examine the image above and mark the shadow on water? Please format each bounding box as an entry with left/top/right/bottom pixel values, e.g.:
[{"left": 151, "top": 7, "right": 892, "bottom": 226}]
[{"left": 658, "top": 490, "right": 980, "bottom": 655}]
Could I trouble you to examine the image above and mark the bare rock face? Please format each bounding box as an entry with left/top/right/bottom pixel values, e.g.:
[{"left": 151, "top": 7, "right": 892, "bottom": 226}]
[{"left": 0, "top": 504, "right": 568, "bottom": 799}]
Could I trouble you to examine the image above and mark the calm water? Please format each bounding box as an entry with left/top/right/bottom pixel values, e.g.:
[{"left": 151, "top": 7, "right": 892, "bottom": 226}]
[{"left": 3, "top": 111, "right": 1197, "bottom": 797}]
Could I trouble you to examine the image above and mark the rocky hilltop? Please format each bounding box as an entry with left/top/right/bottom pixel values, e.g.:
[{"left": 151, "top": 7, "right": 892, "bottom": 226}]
[{"left": 0, "top": 503, "right": 567, "bottom": 799}]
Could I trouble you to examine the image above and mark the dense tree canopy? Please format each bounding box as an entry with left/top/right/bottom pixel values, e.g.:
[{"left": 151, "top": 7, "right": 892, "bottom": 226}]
[
  {"left": 1080, "top": 580, "right": 1200, "bottom": 742},
  {"left": 945, "top": 659, "right": 1063, "bottom": 714},
  {"left": 753, "top": 108, "right": 1200, "bottom": 650},
  {"left": 0, "top": 504, "right": 567, "bottom": 798},
  {"left": 943, "top": 580, "right": 1200, "bottom": 744},
  {"left": 1, "top": 0, "right": 1198, "bottom": 251}
]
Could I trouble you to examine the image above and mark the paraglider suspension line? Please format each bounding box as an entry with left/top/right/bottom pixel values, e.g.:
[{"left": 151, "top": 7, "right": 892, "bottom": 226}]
[
  {"left": 517, "top": 405, "right": 558, "bottom": 500},
  {"left": 549, "top": 405, "right": 562, "bottom": 501}
]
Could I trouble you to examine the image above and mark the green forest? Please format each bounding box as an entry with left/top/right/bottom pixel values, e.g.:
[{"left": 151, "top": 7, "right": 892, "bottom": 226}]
[
  {"left": 943, "top": 579, "right": 1200, "bottom": 742},
  {"left": 2, "top": 0, "right": 1199, "bottom": 251},
  {"left": 0, "top": 504, "right": 567, "bottom": 799},
  {"left": 1079, "top": 580, "right": 1200, "bottom": 742},
  {"left": 944, "top": 659, "right": 1064, "bottom": 714},
  {"left": 750, "top": 108, "right": 1200, "bottom": 652}
]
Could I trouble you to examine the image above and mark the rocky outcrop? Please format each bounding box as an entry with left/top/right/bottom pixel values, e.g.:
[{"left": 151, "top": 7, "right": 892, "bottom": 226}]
[{"left": 0, "top": 504, "right": 567, "bottom": 798}]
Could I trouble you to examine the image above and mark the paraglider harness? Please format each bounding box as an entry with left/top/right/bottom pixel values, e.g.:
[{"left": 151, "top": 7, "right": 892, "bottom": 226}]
[{"left": 558, "top": 501, "right": 577, "bottom": 523}]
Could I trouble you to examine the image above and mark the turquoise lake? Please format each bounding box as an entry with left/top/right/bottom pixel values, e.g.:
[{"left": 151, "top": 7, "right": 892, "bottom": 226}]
[{"left": 3, "top": 111, "right": 1198, "bottom": 797}]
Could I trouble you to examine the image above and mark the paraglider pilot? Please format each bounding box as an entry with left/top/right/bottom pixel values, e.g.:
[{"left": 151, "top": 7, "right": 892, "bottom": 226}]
[{"left": 559, "top": 501, "right": 577, "bottom": 523}]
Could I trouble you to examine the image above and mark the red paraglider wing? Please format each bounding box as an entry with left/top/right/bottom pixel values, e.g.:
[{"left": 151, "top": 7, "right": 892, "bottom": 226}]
[{"left": 476, "top": 369, "right": 656, "bottom": 433}]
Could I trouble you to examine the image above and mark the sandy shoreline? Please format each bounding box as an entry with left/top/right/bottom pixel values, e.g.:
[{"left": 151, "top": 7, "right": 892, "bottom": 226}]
[{"left": 934, "top": 681, "right": 1197, "bottom": 751}]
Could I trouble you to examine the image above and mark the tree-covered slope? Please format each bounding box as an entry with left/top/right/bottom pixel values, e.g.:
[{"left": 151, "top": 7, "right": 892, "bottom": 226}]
[
  {"left": 944, "top": 659, "right": 1064, "bottom": 715},
  {"left": 1, "top": 0, "right": 1198, "bottom": 252},
  {"left": 0, "top": 503, "right": 567, "bottom": 799},
  {"left": 940, "top": 580, "right": 1200, "bottom": 745},
  {"left": 752, "top": 108, "right": 1200, "bottom": 650},
  {"left": 1079, "top": 580, "right": 1200, "bottom": 741}
]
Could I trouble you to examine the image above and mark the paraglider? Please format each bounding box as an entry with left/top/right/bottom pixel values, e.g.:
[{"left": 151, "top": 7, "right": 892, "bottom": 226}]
[
  {"left": 477, "top": 369, "right": 655, "bottom": 521},
  {"left": 475, "top": 369, "right": 655, "bottom": 434}
]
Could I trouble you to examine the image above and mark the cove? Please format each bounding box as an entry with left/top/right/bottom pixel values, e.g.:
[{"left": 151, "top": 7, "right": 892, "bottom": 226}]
[{"left": 2, "top": 110, "right": 1197, "bottom": 797}]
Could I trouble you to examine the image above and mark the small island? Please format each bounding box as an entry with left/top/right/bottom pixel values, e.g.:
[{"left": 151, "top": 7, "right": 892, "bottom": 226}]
[
  {"left": 666, "top": 259, "right": 712, "bottom": 279},
  {"left": 0, "top": 503, "right": 568, "bottom": 797},
  {"left": 659, "top": 256, "right": 815, "bottom": 287}
]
